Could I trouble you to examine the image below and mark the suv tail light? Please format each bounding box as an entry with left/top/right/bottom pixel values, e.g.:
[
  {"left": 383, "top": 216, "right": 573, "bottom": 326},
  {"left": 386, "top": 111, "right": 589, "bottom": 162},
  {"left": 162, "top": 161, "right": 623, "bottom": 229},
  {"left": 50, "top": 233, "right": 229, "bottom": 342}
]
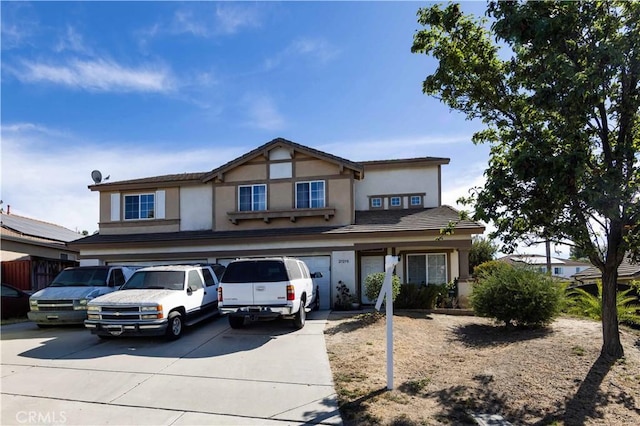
[
  {"left": 217, "top": 287, "right": 223, "bottom": 302},
  {"left": 286, "top": 285, "right": 295, "bottom": 301}
]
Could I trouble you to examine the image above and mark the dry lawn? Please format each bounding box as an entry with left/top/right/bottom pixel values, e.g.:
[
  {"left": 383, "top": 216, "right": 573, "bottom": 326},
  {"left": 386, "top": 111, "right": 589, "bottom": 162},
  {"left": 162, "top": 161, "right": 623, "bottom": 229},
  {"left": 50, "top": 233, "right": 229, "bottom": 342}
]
[{"left": 324, "top": 311, "right": 640, "bottom": 425}]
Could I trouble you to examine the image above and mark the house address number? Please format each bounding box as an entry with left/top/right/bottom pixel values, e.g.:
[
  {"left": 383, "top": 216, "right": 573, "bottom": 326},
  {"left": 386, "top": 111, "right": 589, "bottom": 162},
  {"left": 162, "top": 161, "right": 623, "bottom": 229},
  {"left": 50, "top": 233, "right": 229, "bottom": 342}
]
[{"left": 338, "top": 259, "right": 350, "bottom": 264}]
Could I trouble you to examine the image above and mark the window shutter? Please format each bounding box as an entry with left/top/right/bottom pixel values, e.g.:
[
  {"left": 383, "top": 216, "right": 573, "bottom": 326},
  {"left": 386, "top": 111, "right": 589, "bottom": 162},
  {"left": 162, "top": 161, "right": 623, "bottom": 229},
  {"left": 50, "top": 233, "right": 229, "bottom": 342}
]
[
  {"left": 110, "top": 193, "right": 120, "bottom": 221},
  {"left": 156, "top": 190, "right": 166, "bottom": 219}
]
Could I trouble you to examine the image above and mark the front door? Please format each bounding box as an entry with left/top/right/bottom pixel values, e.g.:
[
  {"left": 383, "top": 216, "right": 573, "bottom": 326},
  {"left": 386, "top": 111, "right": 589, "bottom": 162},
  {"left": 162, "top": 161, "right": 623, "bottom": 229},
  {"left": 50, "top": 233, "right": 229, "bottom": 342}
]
[{"left": 360, "top": 256, "right": 384, "bottom": 304}]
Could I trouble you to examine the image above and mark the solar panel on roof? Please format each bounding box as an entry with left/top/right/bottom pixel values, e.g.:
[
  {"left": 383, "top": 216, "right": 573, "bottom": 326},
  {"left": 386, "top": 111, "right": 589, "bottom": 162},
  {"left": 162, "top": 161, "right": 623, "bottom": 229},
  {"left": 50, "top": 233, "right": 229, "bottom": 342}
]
[{"left": 0, "top": 213, "right": 80, "bottom": 242}]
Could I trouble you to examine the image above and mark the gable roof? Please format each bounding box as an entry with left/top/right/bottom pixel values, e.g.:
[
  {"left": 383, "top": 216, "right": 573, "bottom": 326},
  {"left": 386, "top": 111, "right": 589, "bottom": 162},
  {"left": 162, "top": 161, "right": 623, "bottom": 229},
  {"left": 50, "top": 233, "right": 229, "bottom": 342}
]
[
  {"left": 85, "top": 138, "right": 452, "bottom": 191},
  {"left": 201, "top": 137, "right": 364, "bottom": 183},
  {"left": 0, "top": 212, "right": 81, "bottom": 243}
]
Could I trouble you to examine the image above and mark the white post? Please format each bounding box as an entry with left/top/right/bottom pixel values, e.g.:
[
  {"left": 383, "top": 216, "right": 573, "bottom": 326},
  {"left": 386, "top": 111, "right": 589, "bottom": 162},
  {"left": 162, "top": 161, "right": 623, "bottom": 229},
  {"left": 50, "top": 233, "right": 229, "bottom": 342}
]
[{"left": 375, "top": 255, "right": 398, "bottom": 390}]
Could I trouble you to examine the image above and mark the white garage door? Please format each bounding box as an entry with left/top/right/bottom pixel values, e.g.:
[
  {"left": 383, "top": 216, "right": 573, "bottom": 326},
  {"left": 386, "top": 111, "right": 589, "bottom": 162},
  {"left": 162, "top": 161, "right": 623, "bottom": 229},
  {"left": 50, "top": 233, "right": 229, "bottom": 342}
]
[{"left": 298, "top": 256, "right": 331, "bottom": 310}]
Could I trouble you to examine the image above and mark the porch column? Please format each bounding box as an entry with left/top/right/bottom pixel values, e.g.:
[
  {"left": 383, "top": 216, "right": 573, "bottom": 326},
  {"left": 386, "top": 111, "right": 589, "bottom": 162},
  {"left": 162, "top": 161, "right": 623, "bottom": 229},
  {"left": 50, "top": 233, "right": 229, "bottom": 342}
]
[{"left": 458, "top": 249, "right": 470, "bottom": 280}]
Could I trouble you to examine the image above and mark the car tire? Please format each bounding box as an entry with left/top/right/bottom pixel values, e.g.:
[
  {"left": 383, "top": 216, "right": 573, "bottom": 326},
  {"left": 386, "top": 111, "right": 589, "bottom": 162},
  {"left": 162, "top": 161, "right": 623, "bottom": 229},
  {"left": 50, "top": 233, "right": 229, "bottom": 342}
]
[
  {"left": 293, "top": 297, "right": 306, "bottom": 329},
  {"left": 165, "top": 311, "right": 183, "bottom": 340},
  {"left": 228, "top": 315, "right": 244, "bottom": 329},
  {"left": 312, "top": 287, "right": 320, "bottom": 311}
]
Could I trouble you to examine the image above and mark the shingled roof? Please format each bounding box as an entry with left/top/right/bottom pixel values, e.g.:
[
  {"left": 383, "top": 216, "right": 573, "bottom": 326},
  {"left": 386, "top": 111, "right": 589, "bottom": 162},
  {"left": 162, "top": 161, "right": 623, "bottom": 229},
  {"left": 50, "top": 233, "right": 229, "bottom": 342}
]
[{"left": 573, "top": 255, "right": 640, "bottom": 283}]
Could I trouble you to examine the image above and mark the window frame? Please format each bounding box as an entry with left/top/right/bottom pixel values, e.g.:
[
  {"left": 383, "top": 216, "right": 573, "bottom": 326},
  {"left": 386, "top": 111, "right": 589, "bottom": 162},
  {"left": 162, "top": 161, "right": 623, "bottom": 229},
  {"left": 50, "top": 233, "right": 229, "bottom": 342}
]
[
  {"left": 406, "top": 253, "right": 448, "bottom": 286},
  {"left": 370, "top": 197, "right": 383, "bottom": 209},
  {"left": 295, "top": 180, "right": 326, "bottom": 209},
  {"left": 410, "top": 195, "right": 422, "bottom": 207},
  {"left": 238, "top": 184, "right": 267, "bottom": 212},
  {"left": 389, "top": 196, "right": 402, "bottom": 208},
  {"left": 124, "top": 193, "right": 155, "bottom": 220}
]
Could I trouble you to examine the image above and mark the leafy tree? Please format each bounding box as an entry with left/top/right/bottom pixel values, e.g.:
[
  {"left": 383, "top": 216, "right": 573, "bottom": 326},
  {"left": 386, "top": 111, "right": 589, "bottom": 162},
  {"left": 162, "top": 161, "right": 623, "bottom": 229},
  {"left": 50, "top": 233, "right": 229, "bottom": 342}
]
[
  {"left": 412, "top": 1, "right": 639, "bottom": 359},
  {"left": 569, "top": 245, "right": 589, "bottom": 261},
  {"left": 469, "top": 236, "right": 498, "bottom": 274}
]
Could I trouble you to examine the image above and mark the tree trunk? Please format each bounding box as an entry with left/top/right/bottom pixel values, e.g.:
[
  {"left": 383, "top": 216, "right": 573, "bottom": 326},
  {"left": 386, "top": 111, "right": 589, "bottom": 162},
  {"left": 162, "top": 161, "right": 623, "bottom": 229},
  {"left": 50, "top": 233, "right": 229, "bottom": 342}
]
[{"left": 600, "top": 261, "right": 624, "bottom": 359}]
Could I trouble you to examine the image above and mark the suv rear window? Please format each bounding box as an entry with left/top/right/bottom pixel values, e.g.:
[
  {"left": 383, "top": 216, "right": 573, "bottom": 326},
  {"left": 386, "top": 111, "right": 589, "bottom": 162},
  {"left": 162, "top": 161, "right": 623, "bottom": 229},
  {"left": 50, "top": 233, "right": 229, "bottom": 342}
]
[{"left": 222, "top": 260, "right": 289, "bottom": 283}]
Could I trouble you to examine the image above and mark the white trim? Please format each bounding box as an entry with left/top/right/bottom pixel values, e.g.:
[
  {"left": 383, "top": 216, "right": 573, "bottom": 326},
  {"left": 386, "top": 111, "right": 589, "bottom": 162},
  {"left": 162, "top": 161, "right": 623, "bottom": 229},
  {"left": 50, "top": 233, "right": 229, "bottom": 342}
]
[
  {"left": 110, "top": 193, "right": 120, "bottom": 221},
  {"left": 155, "top": 190, "right": 166, "bottom": 219}
]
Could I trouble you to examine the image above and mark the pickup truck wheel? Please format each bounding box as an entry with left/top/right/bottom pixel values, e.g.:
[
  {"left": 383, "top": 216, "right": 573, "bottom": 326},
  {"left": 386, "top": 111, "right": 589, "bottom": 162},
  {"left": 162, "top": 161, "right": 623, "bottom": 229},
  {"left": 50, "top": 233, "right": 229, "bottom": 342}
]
[
  {"left": 228, "top": 315, "right": 244, "bottom": 329},
  {"left": 166, "top": 311, "right": 183, "bottom": 340},
  {"left": 293, "top": 297, "right": 306, "bottom": 329},
  {"left": 312, "top": 288, "right": 320, "bottom": 311}
]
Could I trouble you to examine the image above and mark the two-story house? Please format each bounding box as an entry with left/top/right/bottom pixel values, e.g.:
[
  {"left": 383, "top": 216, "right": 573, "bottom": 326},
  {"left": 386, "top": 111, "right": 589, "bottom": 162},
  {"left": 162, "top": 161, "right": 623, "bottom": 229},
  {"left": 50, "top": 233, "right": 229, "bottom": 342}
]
[{"left": 71, "top": 138, "right": 485, "bottom": 308}]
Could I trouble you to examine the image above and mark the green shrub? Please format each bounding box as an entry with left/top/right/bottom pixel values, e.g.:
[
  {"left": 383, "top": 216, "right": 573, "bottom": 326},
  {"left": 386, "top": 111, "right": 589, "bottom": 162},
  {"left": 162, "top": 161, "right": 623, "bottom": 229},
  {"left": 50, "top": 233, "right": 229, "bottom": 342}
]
[
  {"left": 470, "top": 265, "right": 565, "bottom": 327},
  {"left": 395, "top": 284, "right": 443, "bottom": 309},
  {"left": 364, "top": 272, "right": 401, "bottom": 303},
  {"left": 472, "top": 260, "right": 513, "bottom": 280},
  {"left": 565, "top": 280, "right": 640, "bottom": 326}
]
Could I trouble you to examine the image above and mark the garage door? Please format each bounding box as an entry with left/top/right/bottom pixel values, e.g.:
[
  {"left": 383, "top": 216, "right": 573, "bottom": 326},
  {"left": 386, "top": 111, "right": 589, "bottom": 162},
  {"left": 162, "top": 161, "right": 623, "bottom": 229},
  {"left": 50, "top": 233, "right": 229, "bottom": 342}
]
[{"left": 298, "top": 256, "right": 331, "bottom": 310}]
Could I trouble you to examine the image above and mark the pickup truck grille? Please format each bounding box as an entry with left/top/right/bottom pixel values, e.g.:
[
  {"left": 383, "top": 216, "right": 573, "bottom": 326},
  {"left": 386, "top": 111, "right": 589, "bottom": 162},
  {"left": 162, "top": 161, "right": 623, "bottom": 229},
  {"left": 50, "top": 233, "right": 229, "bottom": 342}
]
[
  {"left": 36, "top": 300, "right": 74, "bottom": 311},
  {"left": 89, "top": 305, "right": 163, "bottom": 321}
]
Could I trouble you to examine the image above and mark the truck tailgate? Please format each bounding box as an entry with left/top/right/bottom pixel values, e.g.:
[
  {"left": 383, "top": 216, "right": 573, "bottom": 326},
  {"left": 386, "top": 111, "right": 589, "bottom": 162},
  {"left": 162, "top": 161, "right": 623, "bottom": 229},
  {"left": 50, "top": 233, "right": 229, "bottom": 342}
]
[
  {"left": 253, "top": 281, "right": 288, "bottom": 305},
  {"left": 221, "top": 282, "right": 254, "bottom": 306}
]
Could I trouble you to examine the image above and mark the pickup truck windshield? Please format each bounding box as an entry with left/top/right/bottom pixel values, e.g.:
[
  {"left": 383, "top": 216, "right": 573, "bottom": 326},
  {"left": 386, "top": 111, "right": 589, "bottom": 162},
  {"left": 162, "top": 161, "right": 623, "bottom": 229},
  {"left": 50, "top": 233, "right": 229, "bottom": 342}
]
[
  {"left": 49, "top": 268, "right": 109, "bottom": 287},
  {"left": 122, "top": 271, "right": 185, "bottom": 290},
  {"left": 222, "top": 260, "right": 288, "bottom": 283}
]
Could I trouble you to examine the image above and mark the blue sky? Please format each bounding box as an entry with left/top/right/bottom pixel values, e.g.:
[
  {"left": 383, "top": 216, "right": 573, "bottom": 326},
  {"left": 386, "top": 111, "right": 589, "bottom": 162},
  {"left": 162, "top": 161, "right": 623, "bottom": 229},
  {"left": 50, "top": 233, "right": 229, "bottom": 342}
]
[{"left": 0, "top": 1, "right": 563, "bottom": 256}]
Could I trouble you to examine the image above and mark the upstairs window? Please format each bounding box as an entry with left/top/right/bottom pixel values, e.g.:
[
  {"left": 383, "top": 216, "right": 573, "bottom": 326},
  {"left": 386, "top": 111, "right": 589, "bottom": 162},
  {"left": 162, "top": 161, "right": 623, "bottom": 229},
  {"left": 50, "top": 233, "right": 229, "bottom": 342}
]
[
  {"left": 239, "top": 184, "right": 266, "bottom": 211},
  {"left": 296, "top": 180, "right": 325, "bottom": 208},
  {"left": 124, "top": 194, "right": 155, "bottom": 220},
  {"left": 410, "top": 195, "right": 422, "bottom": 207},
  {"left": 371, "top": 197, "right": 382, "bottom": 209},
  {"left": 390, "top": 196, "right": 402, "bottom": 208}
]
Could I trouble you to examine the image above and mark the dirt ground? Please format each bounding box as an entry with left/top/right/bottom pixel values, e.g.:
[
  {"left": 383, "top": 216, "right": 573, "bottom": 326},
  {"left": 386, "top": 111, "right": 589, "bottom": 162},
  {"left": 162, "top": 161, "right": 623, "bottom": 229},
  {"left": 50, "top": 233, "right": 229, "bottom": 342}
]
[{"left": 324, "top": 311, "right": 640, "bottom": 425}]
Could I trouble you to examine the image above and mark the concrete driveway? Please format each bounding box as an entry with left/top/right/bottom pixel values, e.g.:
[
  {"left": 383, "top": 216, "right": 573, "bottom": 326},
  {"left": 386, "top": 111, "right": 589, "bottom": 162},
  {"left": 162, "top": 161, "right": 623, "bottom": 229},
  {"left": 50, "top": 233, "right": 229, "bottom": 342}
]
[{"left": 0, "top": 311, "right": 342, "bottom": 425}]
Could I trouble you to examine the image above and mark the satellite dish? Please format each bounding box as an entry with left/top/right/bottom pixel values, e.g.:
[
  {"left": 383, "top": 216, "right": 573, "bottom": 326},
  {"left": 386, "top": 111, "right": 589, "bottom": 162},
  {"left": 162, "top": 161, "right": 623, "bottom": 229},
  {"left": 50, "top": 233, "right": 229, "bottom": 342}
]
[{"left": 91, "top": 170, "right": 103, "bottom": 184}]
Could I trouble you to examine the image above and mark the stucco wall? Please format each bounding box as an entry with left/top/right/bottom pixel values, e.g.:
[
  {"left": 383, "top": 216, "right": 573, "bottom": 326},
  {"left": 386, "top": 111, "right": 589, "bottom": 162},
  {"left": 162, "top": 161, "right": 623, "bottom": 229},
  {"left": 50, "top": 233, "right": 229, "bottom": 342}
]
[
  {"left": 180, "top": 185, "right": 213, "bottom": 231},
  {"left": 355, "top": 167, "right": 440, "bottom": 210}
]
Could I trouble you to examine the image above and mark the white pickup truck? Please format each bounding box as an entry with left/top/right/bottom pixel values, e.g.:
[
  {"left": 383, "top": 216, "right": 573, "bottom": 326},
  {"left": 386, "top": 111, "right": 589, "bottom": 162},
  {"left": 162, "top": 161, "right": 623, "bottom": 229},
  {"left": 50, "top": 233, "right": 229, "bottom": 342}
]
[
  {"left": 28, "top": 266, "right": 138, "bottom": 327},
  {"left": 85, "top": 264, "right": 224, "bottom": 340},
  {"left": 218, "top": 257, "right": 319, "bottom": 329}
]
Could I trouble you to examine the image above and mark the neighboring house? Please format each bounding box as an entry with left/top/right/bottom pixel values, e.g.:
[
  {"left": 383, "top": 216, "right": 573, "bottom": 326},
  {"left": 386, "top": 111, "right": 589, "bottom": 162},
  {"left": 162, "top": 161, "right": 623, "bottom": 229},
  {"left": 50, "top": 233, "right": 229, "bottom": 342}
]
[
  {"left": 1, "top": 210, "right": 80, "bottom": 291},
  {"left": 498, "top": 254, "right": 592, "bottom": 280},
  {"left": 573, "top": 255, "right": 640, "bottom": 286},
  {"left": 70, "top": 138, "right": 485, "bottom": 308}
]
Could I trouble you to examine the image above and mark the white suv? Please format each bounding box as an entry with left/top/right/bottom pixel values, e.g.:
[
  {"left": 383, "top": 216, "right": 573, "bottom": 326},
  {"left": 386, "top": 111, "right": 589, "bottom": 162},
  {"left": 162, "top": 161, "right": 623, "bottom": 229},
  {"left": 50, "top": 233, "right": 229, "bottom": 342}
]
[{"left": 218, "top": 257, "right": 320, "bottom": 329}]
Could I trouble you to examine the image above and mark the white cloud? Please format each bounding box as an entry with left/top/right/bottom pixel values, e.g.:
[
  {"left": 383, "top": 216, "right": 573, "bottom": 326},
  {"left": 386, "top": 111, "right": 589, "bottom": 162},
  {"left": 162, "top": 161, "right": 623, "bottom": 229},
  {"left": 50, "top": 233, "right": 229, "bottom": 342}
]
[
  {"left": 9, "top": 58, "right": 175, "bottom": 93},
  {"left": 265, "top": 37, "right": 339, "bottom": 71},
  {"left": 0, "top": 2, "right": 39, "bottom": 50},
  {"left": 317, "top": 135, "right": 478, "bottom": 162},
  {"left": 214, "top": 4, "right": 262, "bottom": 35},
  {"left": 164, "top": 4, "right": 262, "bottom": 38},
  {"left": 0, "top": 124, "right": 244, "bottom": 234},
  {"left": 55, "top": 26, "right": 91, "bottom": 54},
  {"left": 242, "top": 93, "right": 285, "bottom": 131}
]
